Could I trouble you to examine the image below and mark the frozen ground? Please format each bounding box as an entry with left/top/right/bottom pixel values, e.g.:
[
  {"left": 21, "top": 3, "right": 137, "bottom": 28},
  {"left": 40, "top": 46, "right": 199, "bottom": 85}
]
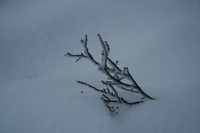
[{"left": 0, "top": 0, "right": 200, "bottom": 133}]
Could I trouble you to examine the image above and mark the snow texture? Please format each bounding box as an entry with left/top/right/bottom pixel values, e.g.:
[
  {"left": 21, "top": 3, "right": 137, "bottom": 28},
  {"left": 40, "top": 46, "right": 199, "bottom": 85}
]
[{"left": 0, "top": 0, "right": 200, "bottom": 133}]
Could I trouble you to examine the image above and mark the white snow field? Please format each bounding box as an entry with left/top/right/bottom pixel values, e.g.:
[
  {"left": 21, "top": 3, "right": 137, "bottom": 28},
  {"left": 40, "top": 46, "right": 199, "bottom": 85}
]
[{"left": 0, "top": 0, "right": 200, "bottom": 133}]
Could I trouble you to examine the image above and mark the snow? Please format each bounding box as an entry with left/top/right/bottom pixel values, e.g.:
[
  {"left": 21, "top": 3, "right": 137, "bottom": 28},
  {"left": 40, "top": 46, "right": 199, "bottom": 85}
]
[{"left": 0, "top": 0, "right": 200, "bottom": 133}]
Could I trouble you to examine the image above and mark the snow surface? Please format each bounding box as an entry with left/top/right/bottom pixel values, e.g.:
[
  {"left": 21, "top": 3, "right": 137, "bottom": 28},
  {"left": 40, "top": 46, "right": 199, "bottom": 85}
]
[{"left": 0, "top": 0, "right": 200, "bottom": 133}]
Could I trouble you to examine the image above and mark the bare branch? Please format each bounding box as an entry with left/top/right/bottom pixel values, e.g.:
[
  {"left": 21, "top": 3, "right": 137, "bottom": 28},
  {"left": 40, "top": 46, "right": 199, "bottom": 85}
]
[
  {"left": 121, "top": 97, "right": 144, "bottom": 105},
  {"left": 65, "top": 52, "right": 86, "bottom": 58},
  {"left": 107, "top": 57, "right": 122, "bottom": 73},
  {"left": 97, "top": 34, "right": 108, "bottom": 68},
  {"left": 66, "top": 34, "right": 154, "bottom": 114},
  {"left": 102, "top": 94, "right": 118, "bottom": 103},
  {"left": 108, "top": 84, "right": 122, "bottom": 103},
  {"left": 66, "top": 52, "right": 87, "bottom": 62},
  {"left": 77, "top": 81, "right": 105, "bottom": 93}
]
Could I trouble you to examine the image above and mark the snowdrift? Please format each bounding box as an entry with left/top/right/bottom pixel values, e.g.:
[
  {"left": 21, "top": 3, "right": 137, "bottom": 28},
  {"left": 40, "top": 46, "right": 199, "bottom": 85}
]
[{"left": 0, "top": 0, "right": 200, "bottom": 133}]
